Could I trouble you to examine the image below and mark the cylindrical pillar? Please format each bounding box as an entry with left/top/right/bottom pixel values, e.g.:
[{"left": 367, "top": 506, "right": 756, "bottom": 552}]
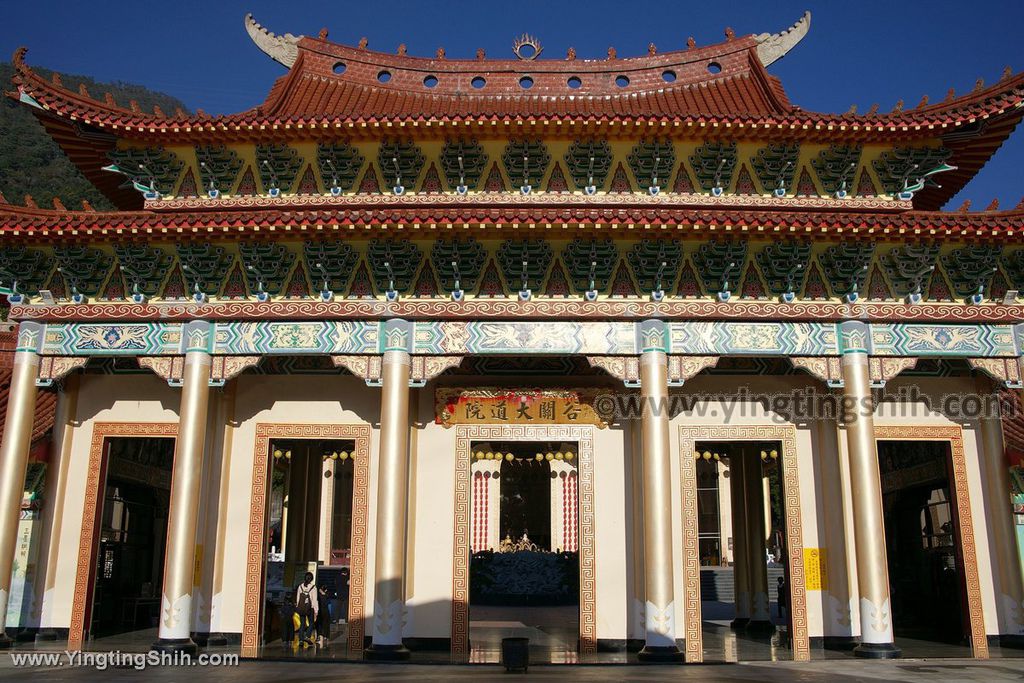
[
  {"left": 839, "top": 322, "right": 899, "bottom": 658},
  {"left": 729, "top": 454, "right": 750, "bottom": 629},
  {"left": 36, "top": 373, "right": 80, "bottom": 641},
  {"left": 152, "top": 321, "right": 213, "bottom": 655},
  {"left": 366, "top": 332, "right": 412, "bottom": 660},
  {"left": 0, "top": 323, "right": 42, "bottom": 648},
  {"left": 978, "top": 382, "right": 1024, "bottom": 646},
  {"left": 744, "top": 454, "right": 774, "bottom": 633},
  {"left": 637, "top": 328, "right": 683, "bottom": 662}
]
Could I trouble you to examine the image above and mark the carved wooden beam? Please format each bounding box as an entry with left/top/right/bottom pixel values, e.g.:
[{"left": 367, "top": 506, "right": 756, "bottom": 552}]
[
  {"left": 586, "top": 355, "right": 640, "bottom": 385},
  {"left": 138, "top": 355, "right": 185, "bottom": 384},
  {"left": 211, "top": 356, "right": 262, "bottom": 383},
  {"left": 36, "top": 356, "right": 88, "bottom": 386},
  {"left": 332, "top": 355, "right": 383, "bottom": 384},
  {"left": 869, "top": 356, "right": 919, "bottom": 387},
  {"left": 789, "top": 356, "right": 843, "bottom": 387},
  {"left": 669, "top": 355, "right": 720, "bottom": 384},
  {"left": 411, "top": 355, "right": 464, "bottom": 382},
  {"left": 967, "top": 357, "right": 1023, "bottom": 389}
]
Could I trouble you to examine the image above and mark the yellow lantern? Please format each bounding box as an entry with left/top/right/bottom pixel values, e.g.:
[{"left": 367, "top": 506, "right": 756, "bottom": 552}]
[
  {"left": 273, "top": 449, "right": 282, "bottom": 459},
  {"left": 535, "top": 453, "right": 544, "bottom": 461},
  {"left": 555, "top": 452, "right": 564, "bottom": 460},
  {"left": 339, "top": 451, "right": 349, "bottom": 460},
  {"left": 702, "top": 451, "right": 712, "bottom": 460},
  {"left": 713, "top": 452, "right": 720, "bottom": 461},
  {"left": 770, "top": 449, "right": 778, "bottom": 459},
  {"left": 693, "top": 450, "right": 701, "bottom": 460},
  {"left": 485, "top": 451, "right": 494, "bottom": 460},
  {"left": 505, "top": 453, "right": 514, "bottom": 461},
  {"left": 565, "top": 452, "right": 574, "bottom": 460},
  {"left": 284, "top": 450, "right": 292, "bottom": 460},
  {"left": 545, "top": 453, "right": 553, "bottom": 461},
  {"left": 761, "top": 450, "right": 768, "bottom": 461}
]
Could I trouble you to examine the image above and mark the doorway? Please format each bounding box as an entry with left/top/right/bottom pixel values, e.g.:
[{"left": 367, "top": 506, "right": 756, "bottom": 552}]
[
  {"left": 88, "top": 437, "right": 175, "bottom": 643},
  {"left": 878, "top": 439, "right": 969, "bottom": 652},
  {"left": 467, "top": 440, "right": 580, "bottom": 662},
  {"left": 260, "top": 437, "right": 357, "bottom": 653}
]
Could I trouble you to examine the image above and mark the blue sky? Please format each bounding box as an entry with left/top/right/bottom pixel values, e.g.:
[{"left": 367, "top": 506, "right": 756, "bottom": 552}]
[{"left": 4, "top": 0, "right": 1023, "bottom": 209}]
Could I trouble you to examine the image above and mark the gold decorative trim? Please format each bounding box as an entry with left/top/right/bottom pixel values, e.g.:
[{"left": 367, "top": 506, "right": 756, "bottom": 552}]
[
  {"left": 678, "top": 425, "right": 809, "bottom": 662},
  {"left": 68, "top": 422, "right": 178, "bottom": 650},
  {"left": 869, "top": 356, "right": 919, "bottom": 386},
  {"left": 412, "top": 355, "right": 464, "bottom": 382},
  {"left": 241, "top": 423, "right": 371, "bottom": 658},
  {"left": 451, "top": 424, "right": 596, "bottom": 659},
  {"left": 790, "top": 356, "right": 842, "bottom": 385},
  {"left": 873, "top": 425, "right": 988, "bottom": 658},
  {"left": 669, "top": 355, "right": 720, "bottom": 382},
  {"left": 586, "top": 355, "right": 639, "bottom": 383},
  {"left": 137, "top": 356, "right": 184, "bottom": 382},
  {"left": 211, "top": 356, "right": 262, "bottom": 382}
]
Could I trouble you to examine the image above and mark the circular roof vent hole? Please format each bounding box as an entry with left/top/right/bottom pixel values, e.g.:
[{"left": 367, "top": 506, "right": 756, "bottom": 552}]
[
  {"left": 567, "top": 76, "right": 582, "bottom": 89},
  {"left": 333, "top": 62, "right": 347, "bottom": 75},
  {"left": 377, "top": 70, "right": 393, "bottom": 83},
  {"left": 662, "top": 70, "right": 677, "bottom": 83},
  {"left": 423, "top": 75, "right": 438, "bottom": 88},
  {"left": 519, "top": 76, "right": 534, "bottom": 89},
  {"left": 707, "top": 62, "right": 722, "bottom": 74},
  {"left": 615, "top": 75, "right": 630, "bottom": 88},
  {"left": 471, "top": 76, "right": 486, "bottom": 89}
]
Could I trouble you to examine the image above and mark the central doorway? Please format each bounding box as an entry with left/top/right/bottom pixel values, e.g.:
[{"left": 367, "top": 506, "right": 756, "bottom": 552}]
[
  {"left": 88, "top": 436, "right": 175, "bottom": 644},
  {"left": 878, "top": 439, "right": 970, "bottom": 653},
  {"left": 467, "top": 440, "right": 580, "bottom": 662}
]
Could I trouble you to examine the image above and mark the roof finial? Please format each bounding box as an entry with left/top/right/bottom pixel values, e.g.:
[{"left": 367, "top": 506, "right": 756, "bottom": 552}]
[
  {"left": 435, "top": 47, "right": 446, "bottom": 59},
  {"left": 867, "top": 103, "right": 879, "bottom": 115},
  {"left": 82, "top": 199, "right": 95, "bottom": 212},
  {"left": 319, "top": 27, "right": 329, "bottom": 40},
  {"left": 648, "top": 43, "right": 657, "bottom": 55},
  {"left": 24, "top": 194, "right": 37, "bottom": 209},
  {"left": 52, "top": 196, "right": 66, "bottom": 211},
  {"left": 846, "top": 104, "right": 857, "bottom": 115},
  {"left": 513, "top": 34, "right": 542, "bottom": 60},
  {"left": 129, "top": 99, "right": 141, "bottom": 114},
  {"left": 945, "top": 87, "right": 955, "bottom": 102},
  {"left": 476, "top": 48, "right": 485, "bottom": 60},
  {"left": 916, "top": 94, "right": 929, "bottom": 108},
  {"left": 174, "top": 107, "right": 186, "bottom": 118},
  {"left": 607, "top": 46, "right": 617, "bottom": 60},
  {"left": 1016, "top": 197, "right": 1024, "bottom": 210},
  {"left": 985, "top": 198, "right": 1000, "bottom": 211},
  {"left": 0, "top": 191, "right": 6, "bottom": 204},
  {"left": 398, "top": 44, "right": 407, "bottom": 56},
  {"left": 754, "top": 11, "right": 811, "bottom": 66},
  {"left": 78, "top": 83, "right": 90, "bottom": 98},
  {"left": 244, "top": 13, "right": 302, "bottom": 68},
  {"left": 104, "top": 92, "right": 116, "bottom": 107},
  {"left": 153, "top": 104, "right": 165, "bottom": 117},
  {"left": 1002, "top": 65, "right": 1013, "bottom": 80},
  {"left": 891, "top": 99, "right": 903, "bottom": 113},
  {"left": 957, "top": 199, "right": 972, "bottom": 212},
  {"left": 686, "top": 36, "right": 696, "bottom": 49},
  {"left": 566, "top": 47, "right": 576, "bottom": 61},
  {"left": 725, "top": 27, "right": 735, "bottom": 41},
  {"left": 358, "top": 37, "right": 368, "bottom": 49},
  {"left": 974, "top": 77, "right": 984, "bottom": 91},
  {"left": 51, "top": 72, "right": 62, "bottom": 87}
]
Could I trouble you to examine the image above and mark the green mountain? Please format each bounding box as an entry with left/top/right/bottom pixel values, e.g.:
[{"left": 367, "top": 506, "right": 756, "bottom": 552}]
[{"left": 0, "top": 62, "right": 189, "bottom": 212}]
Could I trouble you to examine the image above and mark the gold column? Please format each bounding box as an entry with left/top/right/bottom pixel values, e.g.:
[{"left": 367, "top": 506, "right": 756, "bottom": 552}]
[
  {"left": 152, "top": 321, "right": 213, "bottom": 655},
  {"left": 637, "top": 320, "right": 683, "bottom": 662},
  {"left": 0, "top": 322, "right": 42, "bottom": 648},
  {"left": 839, "top": 321, "right": 899, "bottom": 658},
  {"left": 978, "top": 379, "right": 1024, "bottom": 643},
  {"left": 36, "top": 373, "right": 80, "bottom": 641},
  {"left": 744, "top": 453, "right": 774, "bottom": 632},
  {"left": 366, "top": 319, "right": 412, "bottom": 660},
  {"left": 728, "top": 454, "right": 751, "bottom": 628}
]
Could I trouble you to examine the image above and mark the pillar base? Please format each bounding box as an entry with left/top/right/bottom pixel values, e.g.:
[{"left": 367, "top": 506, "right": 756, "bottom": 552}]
[
  {"left": 0, "top": 633, "right": 12, "bottom": 649},
  {"left": 729, "top": 617, "right": 750, "bottom": 630},
  {"left": 637, "top": 644, "right": 684, "bottom": 662},
  {"left": 364, "top": 643, "right": 410, "bottom": 661},
  {"left": 150, "top": 638, "right": 199, "bottom": 657},
  {"left": 745, "top": 619, "right": 777, "bottom": 635},
  {"left": 35, "top": 629, "right": 59, "bottom": 642},
  {"left": 853, "top": 642, "right": 901, "bottom": 659}
]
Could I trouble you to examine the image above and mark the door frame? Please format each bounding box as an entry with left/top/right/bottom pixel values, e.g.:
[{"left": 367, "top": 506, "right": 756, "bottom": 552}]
[
  {"left": 240, "top": 423, "right": 371, "bottom": 658},
  {"left": 679, "top": 424, "right": 810, "bottom": 662},
  {"left": 874, "top": 424, "right": 988, "bottom": 658},
  {"left": 68, "top": 422, "right": 178, "bottom": 650},
  {"left": 451, "top": 424, "right": 597, "bottom": 659}
]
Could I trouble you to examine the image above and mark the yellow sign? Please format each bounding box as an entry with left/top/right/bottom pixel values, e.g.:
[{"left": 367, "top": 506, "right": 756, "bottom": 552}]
[
  {"left": 435, "top": 388, "right": 606, "bottom": 428},
  {"left": 803, "top": 547, "right": 828, "bottom": 591}
]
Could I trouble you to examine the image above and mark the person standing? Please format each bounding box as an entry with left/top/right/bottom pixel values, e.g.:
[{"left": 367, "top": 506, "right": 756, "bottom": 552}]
[
  {"left": 295, "top": 572, "right": 319, "bottom": 647},
  {"left": 316, "top": 585, "right": 332, "bottom": 647}
]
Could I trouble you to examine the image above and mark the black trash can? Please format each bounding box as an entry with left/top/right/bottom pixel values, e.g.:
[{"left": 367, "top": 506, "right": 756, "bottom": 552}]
[{"left": 501, "top": 637, "right": 529, "bottom": 672}]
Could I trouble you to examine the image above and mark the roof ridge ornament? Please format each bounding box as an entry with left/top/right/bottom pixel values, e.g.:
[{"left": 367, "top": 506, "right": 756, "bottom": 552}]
[
  {"left": 754, "top": 10, "right": 811, "bottom": 67},
  {"left": 513, "top": 34, "right": 542, "bottom": 60},
  {"left": 244, "top": 13, "right": 302, "bottom": 68}
]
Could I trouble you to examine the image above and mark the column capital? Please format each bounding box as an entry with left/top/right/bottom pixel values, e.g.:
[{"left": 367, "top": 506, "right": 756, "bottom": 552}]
[
  {"left": 15, "top": 321, "right": 44, "bottom": 354},
  {"left": 637, "top": 319, "right": 669, "bottom": 354},
  {"left": 380, "top": 319, "right": 413, "bottom": 354},
  {"left": 838, "top": 321, "right": 871, "bottom": 355},
  {"left": 182, "top": 320, "right": 213, "bottom": 354}
]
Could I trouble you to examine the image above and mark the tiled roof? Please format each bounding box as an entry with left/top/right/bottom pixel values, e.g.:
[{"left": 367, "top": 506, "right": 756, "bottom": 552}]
[{"left": 2, "top": 197, "right": 1024, "bottom": 240}]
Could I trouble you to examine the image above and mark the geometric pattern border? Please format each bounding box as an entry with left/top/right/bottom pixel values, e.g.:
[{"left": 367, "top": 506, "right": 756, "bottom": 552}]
[
  {"left": 240, "top": 423, "right": 371, "bottom": 658},
  {"left": 873, "top": 425, "right": 988, "bottom": 659},
  {"left": 67, "top": 422, "right": 179, "bottom": 651},
  {"left": 678, "top": 424, "right": 809, "bottom": 662},
  {"left": 32, "top": 320, "right": 1024, "bottom": 359},
  {"left": 451, "top": 424, "right": 596, "bottom": 660}
]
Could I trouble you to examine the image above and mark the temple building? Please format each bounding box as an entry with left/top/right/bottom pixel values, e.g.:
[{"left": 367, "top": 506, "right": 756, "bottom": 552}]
[{"left": 2, "top": 10, "right": 1024, "bottom": 664}]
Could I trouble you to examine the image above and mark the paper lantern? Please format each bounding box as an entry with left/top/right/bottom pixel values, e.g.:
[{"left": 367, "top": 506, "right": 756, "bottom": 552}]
[
  {"left": 535, "top": 453, "right": 544, "bottom": 461},
  {"left": 273, "top": 449, "right": 283, "bottom": 459},
  {"left": 505, "top": 453, "right": 514, "bottom": 461}
]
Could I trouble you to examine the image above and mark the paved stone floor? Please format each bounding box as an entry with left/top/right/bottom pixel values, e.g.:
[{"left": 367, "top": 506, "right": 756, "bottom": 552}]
[{"left": 2, "top": 657, "right": 1024, "bottom": 682}]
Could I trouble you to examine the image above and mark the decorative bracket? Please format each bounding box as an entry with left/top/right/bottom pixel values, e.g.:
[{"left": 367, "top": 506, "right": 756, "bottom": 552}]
[
  {"left": 869, "top": 356, "right": 919, "bottom": 388},
  {"left": 332, "top": 354, "right": 462, "bottom": 387},
  {"left": 586, "top": 355, "right": 640, "bottom": 387},
  {"left": 668, "top": 355, "right": 720, "bottom": 386},
  {"left": 789, "top": 356, "right": 844, "bottom": 388},
  {"left": 967, "top": 357, "right": 1023, "bottom": 389},
  {"left": 332, "top": 355, "right": 383, "bottom": 386},
  {"left": 137, "top": 354, "right": 259, "bottom": 386},
  {"left": 35, "top": 356, "right": 88, "bottom": 387},
  {"left": 138, "top": 355, "right": 185, "bottom": 386}
]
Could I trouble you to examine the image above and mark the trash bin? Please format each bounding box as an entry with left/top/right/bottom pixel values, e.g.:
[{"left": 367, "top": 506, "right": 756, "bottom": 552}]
[{"left": 501, "top": 637, "right": 529, "bottom": 672}]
